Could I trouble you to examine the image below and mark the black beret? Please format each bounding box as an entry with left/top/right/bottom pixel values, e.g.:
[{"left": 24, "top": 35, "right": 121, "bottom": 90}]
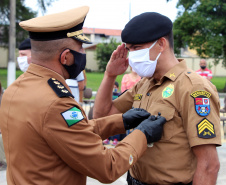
[
  {"left": 18, "top": 38, "right": 31, "bottom": 50},
  {"left": 121, "top": 12, "right": 173, "bottom": 44}
]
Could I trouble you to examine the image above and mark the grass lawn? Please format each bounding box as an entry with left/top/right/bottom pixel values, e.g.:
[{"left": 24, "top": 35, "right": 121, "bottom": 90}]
[
  {"left": 0, "top": 68, "right": 225, "bottom": 92},
  {"left": 86, "top": 72, "right": 124, "bottom": 92}
]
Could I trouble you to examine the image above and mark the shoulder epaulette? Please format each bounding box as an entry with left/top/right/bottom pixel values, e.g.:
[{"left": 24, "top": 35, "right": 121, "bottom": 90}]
[{"left": 48, "top": 78, "right": 74, "bottom": 98}]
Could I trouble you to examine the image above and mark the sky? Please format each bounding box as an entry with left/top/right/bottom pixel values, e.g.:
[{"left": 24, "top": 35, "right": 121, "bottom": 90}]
[{"left": 25, "top": 0, "right": 179, "bottom": 30}]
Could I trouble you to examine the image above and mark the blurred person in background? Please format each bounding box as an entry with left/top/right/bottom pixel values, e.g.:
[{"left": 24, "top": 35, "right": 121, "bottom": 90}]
[
  {"left": 17, "top": 38, "right": 32, "bottom": 72},
  {"left": 79, "top": 70, "right": 87, "bottom": 103},
  {"left": 121, "top": 66, "right": 141, "bottom": 93},
  {"left": 196, "top": 59, "right": 212, "bottom": 81},
  {"left": 66, "top": 71, "right": 85, "bottom": 103}
]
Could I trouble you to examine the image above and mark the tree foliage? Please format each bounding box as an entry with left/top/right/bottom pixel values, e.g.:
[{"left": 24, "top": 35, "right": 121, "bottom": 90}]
[
  {"left": 0, "top": 0, "right": 56, "bottom": 47},
  {"left": 173, "top": 0, "right": 226, "bottom": 67},
  {"left": 95, "top": 38, "right": 121, "bottom": 71}
]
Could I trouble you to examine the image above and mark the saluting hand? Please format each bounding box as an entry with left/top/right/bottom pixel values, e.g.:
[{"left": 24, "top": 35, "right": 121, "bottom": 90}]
[{"left": 105, "top": 43, "right": 129, "bottom": 77}]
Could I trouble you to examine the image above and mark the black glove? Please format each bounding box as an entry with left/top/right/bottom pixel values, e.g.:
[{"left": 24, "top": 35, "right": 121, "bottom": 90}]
[
  {"left": 122, "top": 108, "right": 150, "bottom": 130},
  {"left": 135, "top": 115, "right": 166, "bottom": 143}
]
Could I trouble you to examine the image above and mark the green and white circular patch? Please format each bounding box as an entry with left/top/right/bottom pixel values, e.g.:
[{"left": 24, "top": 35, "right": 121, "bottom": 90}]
[{"left": 61, "top": 107, "right": 84, "bottom": 127}]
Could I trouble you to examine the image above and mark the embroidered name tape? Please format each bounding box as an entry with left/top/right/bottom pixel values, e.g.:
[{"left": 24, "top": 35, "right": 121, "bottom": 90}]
[
  {"left": 191, "top": 90, "right": 211, "bottom": 117},
  {"left": 61, "top": 107, "right": 84, "bottom": 127},
  {"left": 134, "top": 94, "right": 142, "bottom": 101},
  {"left": 197, "top": 118, "right": 216, "bottom": 139}
]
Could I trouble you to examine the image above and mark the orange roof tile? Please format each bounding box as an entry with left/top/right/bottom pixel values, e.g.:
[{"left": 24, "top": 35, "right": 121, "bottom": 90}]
[{"left": 83, "top": 27, "right": 122, "bottom": 36}]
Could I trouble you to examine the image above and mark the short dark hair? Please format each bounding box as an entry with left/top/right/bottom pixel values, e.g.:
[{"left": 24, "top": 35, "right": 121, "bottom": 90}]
[
  {"left": 114, "top": 81, "right": 119, "bottom": 88},
  {"left": 163, "top": 30, "right": 174, "bottom": 50}
]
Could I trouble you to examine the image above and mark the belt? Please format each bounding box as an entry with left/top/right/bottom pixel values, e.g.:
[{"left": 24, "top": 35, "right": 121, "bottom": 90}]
[{"left": 127, "top": 171, "right": 192, "bottom": 185}]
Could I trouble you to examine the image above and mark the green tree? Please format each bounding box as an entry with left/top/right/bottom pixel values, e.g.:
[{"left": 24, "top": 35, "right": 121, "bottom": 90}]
[
  {"left": 0, "top": 0, "right": 56, "bottom": 47},
  {"left": 95, "top": 38, "right": 121, "bottom": 71},
  {"left": 173, "top": 0, "right": 226, "bottom": 67}
]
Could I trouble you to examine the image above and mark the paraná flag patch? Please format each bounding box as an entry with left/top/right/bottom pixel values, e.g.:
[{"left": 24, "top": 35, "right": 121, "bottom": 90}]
[{"left": 61, "top": 107, "right": 84, "bottom": 127}]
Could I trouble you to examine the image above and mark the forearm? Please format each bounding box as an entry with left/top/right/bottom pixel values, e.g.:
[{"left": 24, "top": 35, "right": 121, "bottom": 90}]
[
  {"left": 192, "top": 163, "right": 219, "bottom": 185},
  {"left": 88, "top": 113, "right": 125, "bottom": 140},
  {"left": 93, "top": 71, "right": 116, "bottom": 118},
  {"left": 192, "top": 145, "right": 220, "bottom": 185}
]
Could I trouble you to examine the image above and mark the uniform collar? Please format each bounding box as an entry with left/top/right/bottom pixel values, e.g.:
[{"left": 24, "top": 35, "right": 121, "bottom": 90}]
[
  {"left": 163, "top": 59, "right": 187, "bottom": 82},
  {"left": 27, "top": 63, "right": 67, "bottom": 85}
]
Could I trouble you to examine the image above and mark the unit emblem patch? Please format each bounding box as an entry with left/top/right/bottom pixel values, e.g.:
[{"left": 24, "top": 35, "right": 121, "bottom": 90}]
[
  {"left": 197, "top": 118, "right": 216, "bottom": 139},
  {"left": 134, "top": 94, "right": 143, "bottom": 101},
  {"left": 190, "top": 90, "right": 211, "bottom": 116},
  {"left": 61, "top": 107, "right": 84, "bottom": 127},
  {"left": 162, "top": 84, "right": 174, "bottom": 98}
]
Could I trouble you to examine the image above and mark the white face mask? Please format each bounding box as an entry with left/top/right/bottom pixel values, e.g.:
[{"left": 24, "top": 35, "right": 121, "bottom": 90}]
[
  {"left": 17, "top": 56, "right": 29, "bottom": 72},
  {"left": 129, "top": 40, "right": 161, "bottom": 78}
]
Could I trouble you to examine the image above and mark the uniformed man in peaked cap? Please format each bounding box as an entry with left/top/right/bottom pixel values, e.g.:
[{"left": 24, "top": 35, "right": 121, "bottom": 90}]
[
  {"left": 0, "top": 6, "right": 167, "bottom": 185},
  {"left": 94, "top": 12, "right": 221, "bottom": 185}
]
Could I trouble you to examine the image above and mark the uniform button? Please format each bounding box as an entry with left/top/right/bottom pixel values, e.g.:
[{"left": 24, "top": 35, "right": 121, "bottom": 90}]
[{"left": 146, "top": 93, "right": 150, "bottom": 96}]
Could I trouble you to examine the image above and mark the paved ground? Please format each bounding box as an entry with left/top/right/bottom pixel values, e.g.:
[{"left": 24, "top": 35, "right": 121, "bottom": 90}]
[{"left": 0, "top": 97, "right": 226, "bottom": 184}]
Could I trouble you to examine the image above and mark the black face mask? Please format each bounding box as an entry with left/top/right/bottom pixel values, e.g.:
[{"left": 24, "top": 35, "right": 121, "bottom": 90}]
[
  {"left": 201, "top": 66, "right": 206, "bottom": 70},
  {"left": 60, "top": 49, "right": 86, "bottom": 79}
]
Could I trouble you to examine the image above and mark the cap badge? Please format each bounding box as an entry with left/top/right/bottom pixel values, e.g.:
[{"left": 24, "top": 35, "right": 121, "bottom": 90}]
[
  {"left": 162, "top": 84, "right": 174, "bottom": 98},
  {"left": 191, "top": 90, "right": 211, "bottom": 117},
  {"left": 67, "top": 30, "right": 89, "bottom": 42}
]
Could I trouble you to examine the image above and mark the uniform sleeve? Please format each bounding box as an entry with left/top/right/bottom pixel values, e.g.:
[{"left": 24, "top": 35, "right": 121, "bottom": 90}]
[
  {"left": 76, "top": 72, "right": 84, "bottom": 82},
  {"left": 88, "top": 114, "right": 126, "bottom": 140},
  {"left": 42, "top": 98, "right": 147, "bottom": 183},
  {"left": 180, "top": 74, "right": 221, "bottom": 147}
]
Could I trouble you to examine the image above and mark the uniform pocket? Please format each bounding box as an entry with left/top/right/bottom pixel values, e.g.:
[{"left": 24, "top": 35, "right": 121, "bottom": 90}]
[{"left": 148, "top": 102, "right": 175, "bottom": 140}]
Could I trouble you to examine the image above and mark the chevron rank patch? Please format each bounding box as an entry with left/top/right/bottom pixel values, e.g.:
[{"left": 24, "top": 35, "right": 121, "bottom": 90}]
[
  {"left": 191, "top": 90, "right": 211, "bottom": 117},
  {"left": 134, "top": 94, "right": 142, "bottom": 101},
  {"left": 61, "top": 107, "right": 84, "bottom": 127},
  {"left": 197, "top": 118, "right": 216, "bottom": 139}
]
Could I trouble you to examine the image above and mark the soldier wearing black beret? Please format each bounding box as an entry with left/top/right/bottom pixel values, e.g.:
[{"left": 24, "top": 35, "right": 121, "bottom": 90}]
[
  {"left": 0, "top": 6, "right": 166, "bottom": 185},
  {"left": 17, "top": 38, "right": 32, "bottom": 72},
  {"left": 94, "top": 12, "right": 221, "bottom": 185}
]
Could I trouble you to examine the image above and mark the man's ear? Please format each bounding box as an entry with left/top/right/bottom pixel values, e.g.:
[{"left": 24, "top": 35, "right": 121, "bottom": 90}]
[
  {"left": 60, "top": 49, "right": 72, "bottom": 65},
  {"left": 157, "top": 37, "right": 167, "bottom": 53}
]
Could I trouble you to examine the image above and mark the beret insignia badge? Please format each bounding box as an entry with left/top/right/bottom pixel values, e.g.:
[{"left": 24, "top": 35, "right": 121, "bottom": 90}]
[{"left": 191, "top": 90, "right": 211, "bottom": 117}]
